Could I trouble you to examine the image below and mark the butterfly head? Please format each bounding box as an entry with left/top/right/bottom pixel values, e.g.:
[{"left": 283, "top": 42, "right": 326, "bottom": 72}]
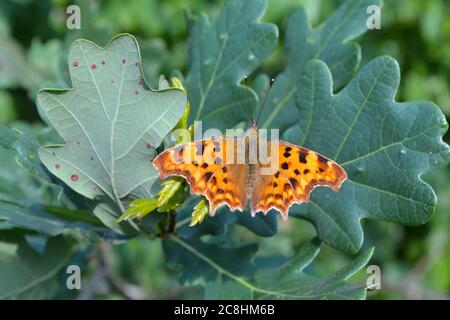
[
  {"left": 245, "top": 122, "right": 260, "bottom": 145},
  {"left": 251, "top": 120, "right": 258, "bottom": 131}
]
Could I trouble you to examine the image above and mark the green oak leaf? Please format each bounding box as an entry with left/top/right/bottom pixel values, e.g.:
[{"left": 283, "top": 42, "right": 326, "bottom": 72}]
[
  {"left": 0, "top": 200, "right": 111, "bottom": 237},
  {"left": 165, "top": 236, "right": 373, "bottom": 300},
  {"left": 283, "top": 57, "right": 450, "bottom": 253},
  {"left": 37, "top": 34, "right": 187, "bottom": 214},
  {"left": 164, "top": 235, "right": 258, "bottom": 283},
  {"left": 259, "top": 0, "right": 382, "bottom": 130},
  {"left": 0, "top": 123, "right": 123, "bottom": 238},
  {"left": 185, "top": 0, "right": 278, "bottom": 130},
  {"left": 0, "top": 124, "right": 50, "bottom": 182},
  {"left": 0, "top": 233, "right": 75, "bottom": 299},
  {"left": 0, "top": 28, "right": 43, "bottom": 93}
]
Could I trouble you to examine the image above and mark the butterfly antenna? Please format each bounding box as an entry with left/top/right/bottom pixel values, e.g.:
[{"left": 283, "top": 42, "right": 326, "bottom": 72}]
[
  {"left": 244, "top": 76, "right": 255, "bottom": 126},
  {"left": 255, "top": 77, "right": 275, "bottom": 126}
]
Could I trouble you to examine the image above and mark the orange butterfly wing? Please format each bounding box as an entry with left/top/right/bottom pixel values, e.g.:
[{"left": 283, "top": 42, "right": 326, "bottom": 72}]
[
  {"left": 251, "top": 141, "right": 347, "bottom": 219},
  {"left": 153, "top": 138, "right": 247, "bottom": 214}
]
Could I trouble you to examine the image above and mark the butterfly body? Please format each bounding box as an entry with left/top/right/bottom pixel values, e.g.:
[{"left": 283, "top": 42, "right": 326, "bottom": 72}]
[{"left": 153, "top": 126, "right": 347, "bottom": 220}]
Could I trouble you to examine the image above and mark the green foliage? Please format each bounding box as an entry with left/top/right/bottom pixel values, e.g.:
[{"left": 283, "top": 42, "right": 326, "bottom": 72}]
[
  {"left": 258, "top": 0, "right": 382, "bottom": 130},
  {"left": 190, "top": 197, "right": 209, "bottom": 226},
  {"left": 185, "top": 0, "right": 278, "bottom": 130},
  {"left": 156, "top": 178, "right": 184, "bottom": 209},
  {"left": 0, "top": 232, "right": 75, "bottom": 299},
  {"left": 0, "top": 123, "right": 50, "bottom": 181},
  {"left": 115, "top": 198, "right": 158, "bottom": 223},
  {"left": 284, "top": 57, "right": 449, "bottom": 253},
  {"left": 165, "top": 236, "right": 373, "bottom": 299},
  {"left": 37, "top": 34, "right": 187, "bottom": 211}
]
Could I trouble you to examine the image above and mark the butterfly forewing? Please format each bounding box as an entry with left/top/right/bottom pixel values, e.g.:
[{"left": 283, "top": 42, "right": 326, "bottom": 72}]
[{"left": 153, "top": 138, "right": 248, "bottom": 214}]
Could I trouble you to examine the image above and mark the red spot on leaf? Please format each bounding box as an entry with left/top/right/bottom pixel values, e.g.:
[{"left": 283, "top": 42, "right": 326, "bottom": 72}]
[
  {"left": 138, "top": 79, "right": 143, "bottom": 85},
  {"left": 71, "top": 174, "right": 79, "bottom": 182},
  {"left": 101, "top": 60, "right": 106, "bottom": 65},
  {"left": 76, "top": 141, "right": 80, "bottom": 145},
  {"left": 55, "top": 164, "right": 60, "bottom": 169},
  {"left": 135, "top": 90, "right": 139, "bottom": 95},
  {"left": 73, "top": 61, "right": 79, "bottom": 67},
  {"left": 146, "top": 143, "right": 153, "bottom": 148}
]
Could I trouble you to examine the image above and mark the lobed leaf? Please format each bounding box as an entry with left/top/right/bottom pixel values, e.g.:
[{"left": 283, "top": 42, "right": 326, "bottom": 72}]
[
  {"left": 258, "top": 0, "right": 382, "bottom": 130},
  {"left": 185, "top": 0, "right": 278, "bottom": 130},
  {"left": 164, "top": 236, "right": 374, "bottom": 300},
  {"left": 284, "top": 57, "right": 450, "bottom": 253},
  {"left": 0, "top": 233, "right": 75, "bottom": 299},
  {"left": 37, "top": 34, "right": 187, "bottom": 214}
]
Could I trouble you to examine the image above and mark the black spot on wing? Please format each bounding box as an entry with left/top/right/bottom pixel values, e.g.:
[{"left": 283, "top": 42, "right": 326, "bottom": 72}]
[
  {"left": 299, "top": 150, "right": 308, "bottom": 164},
  {"left": 289, "top": 178, "right": 298, "bottom": 188},
  {"left": 204, "top": 172, "right": 213, "bottom": 181},
  {"left": 317, "top": 154, "right": 329, "bottom": 165}
]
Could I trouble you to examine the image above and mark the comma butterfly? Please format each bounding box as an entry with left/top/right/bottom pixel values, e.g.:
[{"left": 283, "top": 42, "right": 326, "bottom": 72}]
[{"left": 153, "top": 79, "right": 347, "bottom": 220}]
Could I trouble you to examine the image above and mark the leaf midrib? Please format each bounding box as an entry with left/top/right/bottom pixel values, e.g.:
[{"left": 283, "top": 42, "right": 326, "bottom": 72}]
[
  {"left": 109, "top": 46, "right": 129, "bottom": 212},
  {"left": 0, "top": 246, "right": 73, "bottom": 299},
  {"left": 333, "top": 63, "right": 388, "bottom": 161},
  {"left": 170, "top": 235, "right": 340, "bottom": 299}
]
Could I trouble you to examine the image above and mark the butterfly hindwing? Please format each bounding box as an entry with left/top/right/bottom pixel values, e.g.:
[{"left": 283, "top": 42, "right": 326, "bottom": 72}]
[
  {"left": 205, "top": 163, "right": 247, "bottom": 214},
  {"left": 251, "top": 141, "right": 347, "bottom": 219},
  {"left": 251, "top": 169, "right": 295, "bottom": 218}
]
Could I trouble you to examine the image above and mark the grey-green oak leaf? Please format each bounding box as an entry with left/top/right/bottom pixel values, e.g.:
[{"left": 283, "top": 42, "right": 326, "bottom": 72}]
[
  {"left": 37, "top": 34, "right": 187, "bottom": 213},
  {"left": 165, "top": 236, "right": 373, "bottom": 300},
  {"left": 284, "top": 57, "right": 450, "bottom": 253},
  {"left": 259, "top": 0, "right": 382, "bottom": 131},
  {"left": 0, "top": 233, "right": 74, "bottom": 299},
  {"left": 185, "top": 0, "right": 278, "bottom": 130}
]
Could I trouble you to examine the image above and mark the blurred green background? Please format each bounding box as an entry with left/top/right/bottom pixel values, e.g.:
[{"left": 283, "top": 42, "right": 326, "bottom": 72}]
[{"left": 0, "top": 0, "right": 449, "bottom": 299}]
